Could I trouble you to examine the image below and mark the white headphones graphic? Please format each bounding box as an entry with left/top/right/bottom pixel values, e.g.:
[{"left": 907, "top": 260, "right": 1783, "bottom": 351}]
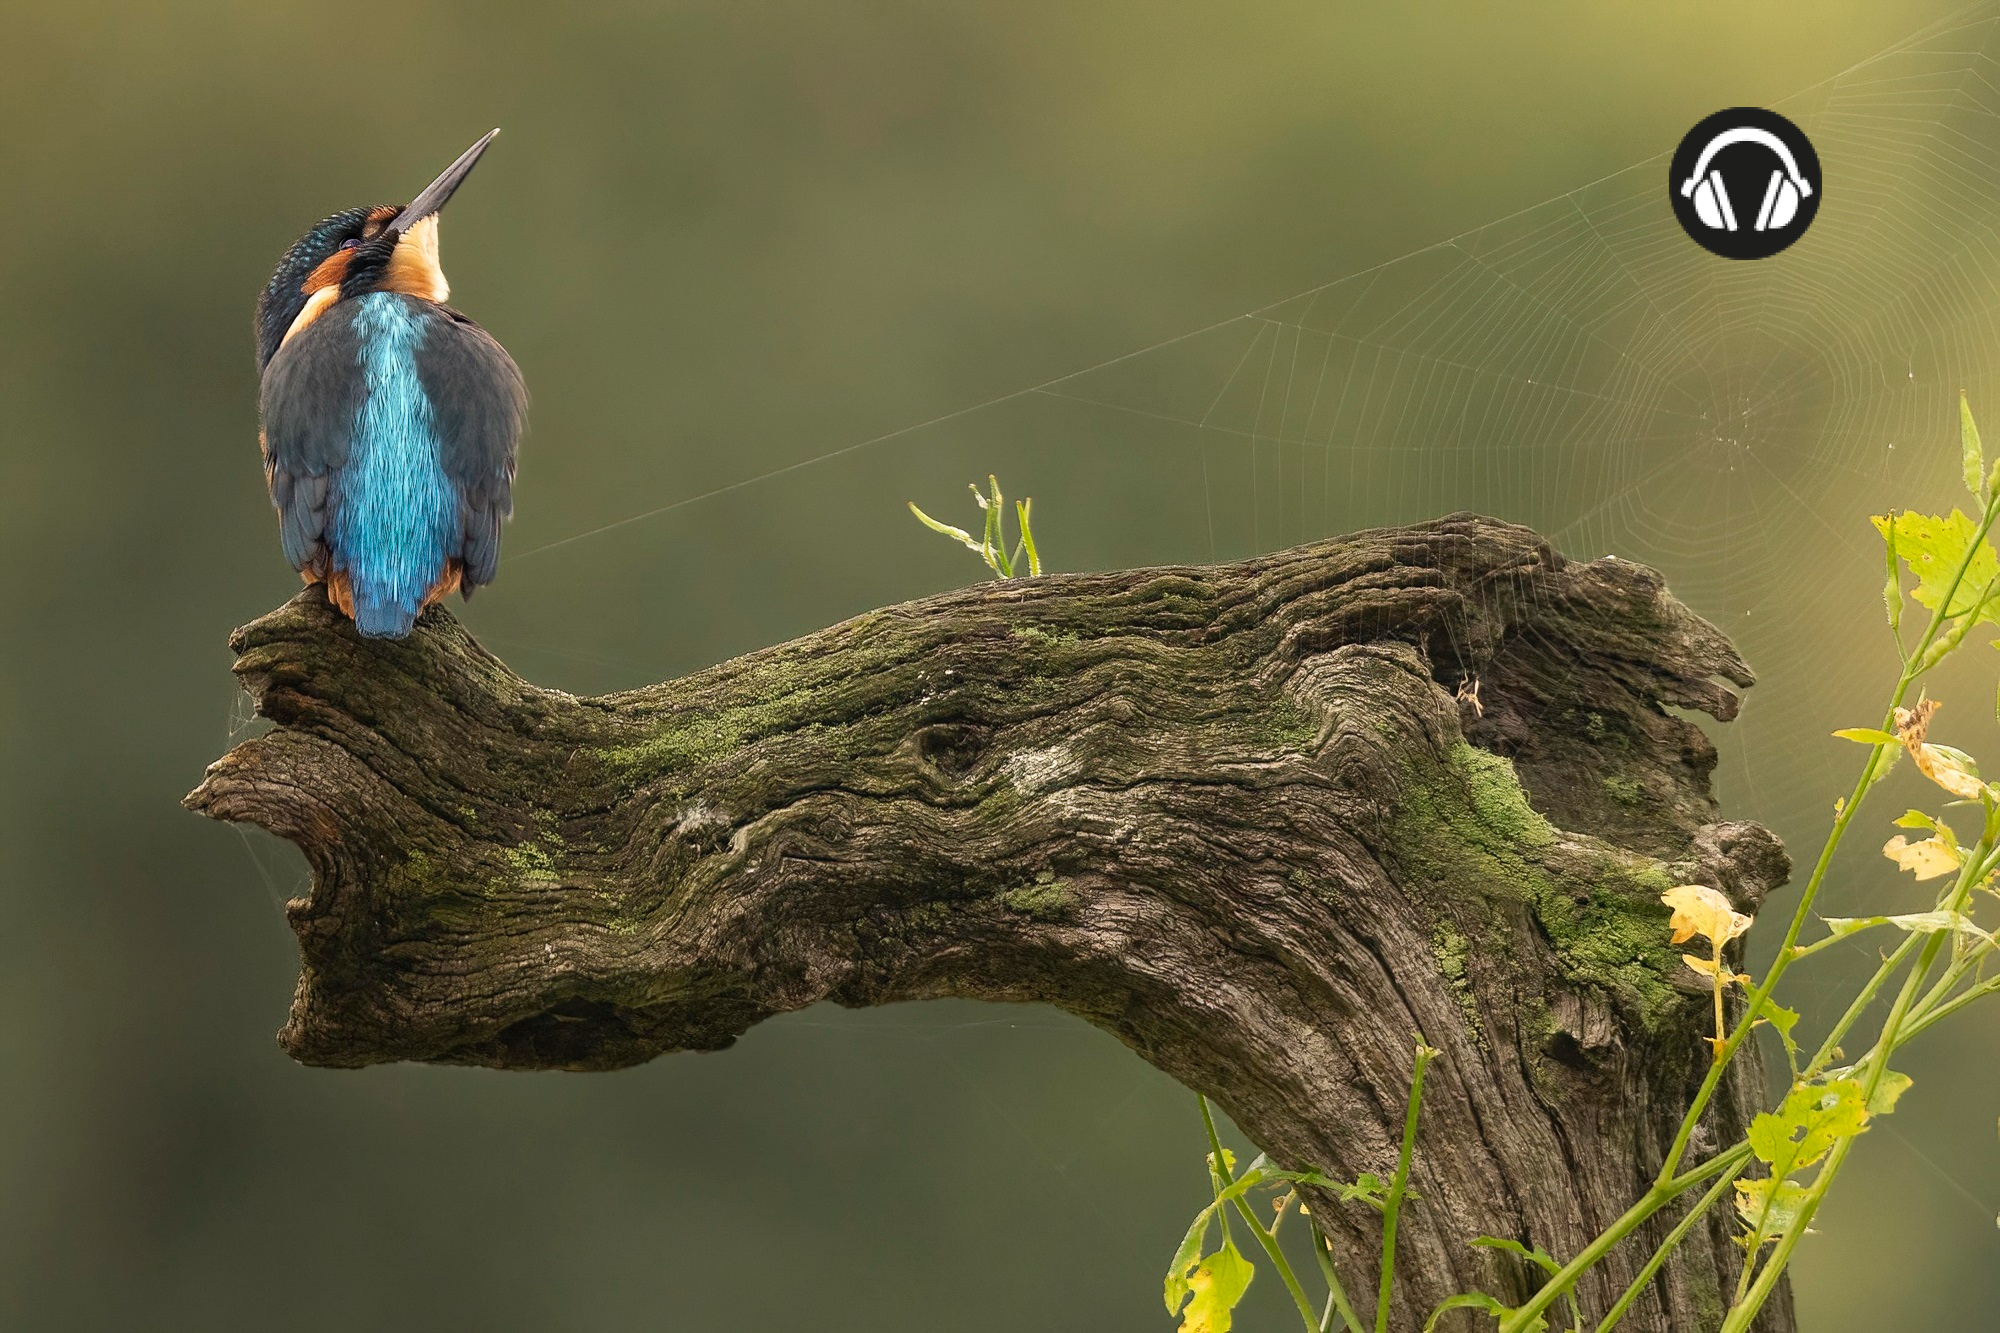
[{"left": 1679, "top": 127, "right": 1813, "bottom": 232}]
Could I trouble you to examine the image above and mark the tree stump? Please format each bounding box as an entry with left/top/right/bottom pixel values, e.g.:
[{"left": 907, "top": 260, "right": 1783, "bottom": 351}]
[{"left": 186, "top": 513, "right": 1791, "bottom": 1331}]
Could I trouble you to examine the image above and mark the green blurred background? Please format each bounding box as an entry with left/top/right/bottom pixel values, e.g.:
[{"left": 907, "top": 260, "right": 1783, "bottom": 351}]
[{"left": 5, "top": 1, "right": 2000, "bottom": 1327}]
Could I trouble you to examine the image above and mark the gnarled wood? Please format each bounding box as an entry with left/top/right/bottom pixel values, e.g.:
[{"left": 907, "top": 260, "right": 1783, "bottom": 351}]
[{"left": 187, "top": 513, "right": 1790, "bottom": 1331}]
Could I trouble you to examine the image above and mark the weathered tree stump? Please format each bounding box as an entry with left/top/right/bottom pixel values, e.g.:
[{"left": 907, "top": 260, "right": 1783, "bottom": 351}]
[{"left": 186, "top": 513, "right": 1790, "bottom": 1331}]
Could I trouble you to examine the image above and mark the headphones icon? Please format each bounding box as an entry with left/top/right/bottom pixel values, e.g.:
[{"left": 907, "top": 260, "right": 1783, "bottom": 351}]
[{"left": 1679, "top": 127, "right": 1813, "bottom": 232}]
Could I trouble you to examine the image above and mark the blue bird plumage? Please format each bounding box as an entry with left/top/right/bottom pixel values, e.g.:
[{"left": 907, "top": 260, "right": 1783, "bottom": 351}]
[
  {"left": 255, "top": 131, "right": 525, "bottom": 639},
  {"left": 336, "top": 293, "right": 461, "bottom": 636}
]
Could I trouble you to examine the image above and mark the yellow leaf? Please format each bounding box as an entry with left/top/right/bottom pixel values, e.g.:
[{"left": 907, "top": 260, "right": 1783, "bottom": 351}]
[
  {"left": 1917, "top": 745, "right": 1988, "bottom": 800},
  {"left": 1734, "top": 1176, "right": 1812, "bottom": 1244},
  {"left": 1179, "top": 1241, "right": 1253, "bottom": 1333},
  {"left": 1681, "top": 955, "right": 1751, "bottom": 987},
  {"left": 1661, "top": 884, "right": 1754, "bottom": 948},
  {"left": 1882, "top": 833, "right": 1961, "bottom": 880},
  {"left": 1893, "top": 701, "right": 1992, "bottom": 801}
]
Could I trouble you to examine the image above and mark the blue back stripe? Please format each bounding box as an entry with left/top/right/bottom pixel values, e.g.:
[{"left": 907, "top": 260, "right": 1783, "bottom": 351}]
[{"left": 331, "top": 293, "right": 457, "bottom": 638}]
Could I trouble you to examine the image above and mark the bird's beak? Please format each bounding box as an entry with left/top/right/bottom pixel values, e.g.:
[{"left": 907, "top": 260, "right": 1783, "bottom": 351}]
[{"left": 387, "top": 128, "right": 500, "bottom": 235}]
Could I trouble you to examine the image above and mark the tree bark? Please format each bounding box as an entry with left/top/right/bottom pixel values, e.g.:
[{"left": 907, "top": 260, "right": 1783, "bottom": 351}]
[{"left": 186, "top": 513, "right": 1791, "bottom": 1331}]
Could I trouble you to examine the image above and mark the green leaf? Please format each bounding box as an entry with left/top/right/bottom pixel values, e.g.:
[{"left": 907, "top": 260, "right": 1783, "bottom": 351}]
[
  {"left": 1166, "top": 1150, "right": 1393, "bottom": 1316},
  {"left": 1332, "top": 1171, "right": 1389, "bottom": 1211},
  {"left": 1748, "top": 1079, "right": 1869, "bottom": 1171},
  {"left": 1469, "top": 1239, "right": 1582, "bottom": 1332},
  {"left": 1893, "top": 809, "right": 1960, "bottom": 856},
  {"left": 980, "top": 478, "right": 1006, "bottom": 574},
  {"left": 1866, "top": 742, "right": 1904, "bottom": 791},
  {"left": 1283, "top": 1168, "right": 1341, "bottom": 1190},
  {"left": 1175, "top": 1239, "right": 1253, "bottom": 1333},
  {"left": 1165, "top": 1212, "right": 1214, "bottom": 1314},
  {"left": 1015, "top": 497, "right": 1042, "bottom": 576},
  {"left": 1734, "top": 1176, "right": 1814, "bottom": 1245},
  {"left": 1965, "top": 391, "right": 1986, "bottom": 499},
  {"left": 1167, "top": 1167, "right": 1270, "bottom": 1313},
  {"left": 1421, "top": 1292, "right": 1547, "bottom": 1333},
  {"left": 1871, "top": 509, "right": 2000, "bottom": 623},
  {"left": 1470, "top": 1236, "right": 1562, "bottom": 1278},
  {"left": 1818, "top": 915, "right": 1886, "bottom": 943},
  {"left": 1168, "top": 1208, "right": 1208, "bottom": 1312},
  {"left": 907, "top": 502, "right": 981, "bottom": 551},
  {"left": 1745, "top": 1114, "right": 1790, "bottom": 1170},
  {"left": 1868, "top": 1070, "right": 1914, "bottom": 1116},
  {"left": 1821, "top": 910, "right": 1992, "bottom": 946},
  {"left": 1761, "top": 1001, "right": 1802, "bottom": 1073},
  {"left": 1833, "top": 728, "right": 1899, "bottom": 745},
  {"left": 1887, "top": 507, "right": 1905, "bottom": 635},
  {"left": 1470, "top": 1234, "right": 1584, "bottom": 1330}
]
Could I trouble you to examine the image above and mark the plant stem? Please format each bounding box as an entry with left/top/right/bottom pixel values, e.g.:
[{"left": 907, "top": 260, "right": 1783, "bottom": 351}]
[
  {"left": 1592, "top": 1164, "right": 1743, "bottom": 1333},
  {"left": 1911, "top": 945, "right": 1982, "bottom": 1029},
  {"left": 1655, "top": 497, "right": 2000, "bottom": 1181},
  {"left": 1230, "top": 1192, "right": 1324, "bottom": 1333},
  {"left": 1375, "top": 1041, "right": 1435, "bottom": 1333},
  {"left": 1311, "top": 1224, "right": 1366, "bottom": 1333},
  {"left": 1668, "top": 1142, "right": 1757, "bottom": 1195},
  {"left": 1197, "top": 1095, "right": 1322, "bottom": 1333},
  {"left": 1495, "top": 1144, "right": 1751, "bottom": 1333},
  {"left": 1198, "top": 1095, "right": 1234, "bottom": 1246},
  {"left": 1802, "top": 933, "right": 1922, "bottom": 1076},
  {"left": 1893, "top": 849, "right": 2000, "bottom": 1043},
  {"left": 1732, "top": 1118, "right": 1811, "bottom": 1302},
  {"left": 1899, "top": 970, "right": 2000, "bottom": 1041},
  {"left": 1506, "top": 495, "right": 2000, "bottom": 1333},
  {"left": 1651, "top": 732, "right": 1892, "bottom": 1182},
  {"left": 1711, "top": 938, "right": 1727, "bottom": 1056},
  {"left": 1650, "top": 499, "right": 2000, "bottom": 1234},
  {"left": 1719, "top": 840, "right": 1985, "bottom": 1333},
  {"left": 1016, "top": 498, "right": 1041, "bottom": 576}
]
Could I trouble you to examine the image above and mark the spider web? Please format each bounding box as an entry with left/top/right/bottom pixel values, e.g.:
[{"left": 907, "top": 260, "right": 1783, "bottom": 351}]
[
  {"left": 1035, "top": 0, "right": 2000, "bottom": 864},
  {"left": 227, "top": 3, "right": 2000, "bottom": 1315},
  {"left": 493, "top": 0, "right": 2000, "bottom": 1005},
  {"left": 518, "top": 5, "right": 2000, "bottom": 787}
]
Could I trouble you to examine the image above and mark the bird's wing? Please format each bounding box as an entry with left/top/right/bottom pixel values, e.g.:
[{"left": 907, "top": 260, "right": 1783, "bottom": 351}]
[
  {"left": 258, "top": 303, "right": 366, "bottom": 577},
  {"left": 417, "top": 306, "right": 527, "bottom": 591}
]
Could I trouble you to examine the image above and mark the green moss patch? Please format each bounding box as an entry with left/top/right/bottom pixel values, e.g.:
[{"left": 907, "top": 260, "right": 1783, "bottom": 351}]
[
  {"left": 1002, "top": 875, "right": 1076, "bottom": 922},
  {"left": 1430, "top": 920, "right": 1486, "bottom": 1048},
  {"left": 1395, "top": 743, "right": 1684, "bottom": 1034},
  {"left": 1602, "top": 774, "right": 1647, "bottom": 808}
]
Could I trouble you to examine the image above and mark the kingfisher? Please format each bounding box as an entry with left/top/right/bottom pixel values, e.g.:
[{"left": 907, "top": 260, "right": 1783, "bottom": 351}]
[{"left": 254, "top": 130, "right": 527, "bottom": 639}]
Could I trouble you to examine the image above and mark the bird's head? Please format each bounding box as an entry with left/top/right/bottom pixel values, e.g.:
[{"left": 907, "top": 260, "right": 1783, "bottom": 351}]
[{"left": 255, "top": 129, "right": 499, "bottom": 370}]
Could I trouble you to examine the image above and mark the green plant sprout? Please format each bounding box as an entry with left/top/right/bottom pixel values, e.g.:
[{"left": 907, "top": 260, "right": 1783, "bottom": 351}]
[
  {"left": 909, "top": 474, "right": 1042, "bottom": 578},
  {"left": 1163, "top": 390, "right": 2000, "bottom": 1332}
]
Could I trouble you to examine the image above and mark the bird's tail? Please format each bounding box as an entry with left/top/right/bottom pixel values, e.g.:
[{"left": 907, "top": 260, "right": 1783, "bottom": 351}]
[
  {"left": 350, "top": 581, "right": 423, "bottom": 639},
  {"left": 327, "top": 561, "right": 463, "bottom": 639}
]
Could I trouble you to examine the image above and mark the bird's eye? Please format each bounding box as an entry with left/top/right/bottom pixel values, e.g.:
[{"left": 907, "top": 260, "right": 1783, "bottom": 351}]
[{"left": 339, "top": 238, "right": 362, "bottom": 251}]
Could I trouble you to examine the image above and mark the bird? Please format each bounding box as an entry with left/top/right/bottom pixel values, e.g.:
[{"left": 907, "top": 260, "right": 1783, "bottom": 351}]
[{"left": 254, "top": 129, "right": 527, "bottom": 639}]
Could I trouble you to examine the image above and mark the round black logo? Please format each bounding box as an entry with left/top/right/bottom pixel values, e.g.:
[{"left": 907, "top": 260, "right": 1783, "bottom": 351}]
[{"left": 1669, "top": 108, "right": 1821, "bottom": 259}]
